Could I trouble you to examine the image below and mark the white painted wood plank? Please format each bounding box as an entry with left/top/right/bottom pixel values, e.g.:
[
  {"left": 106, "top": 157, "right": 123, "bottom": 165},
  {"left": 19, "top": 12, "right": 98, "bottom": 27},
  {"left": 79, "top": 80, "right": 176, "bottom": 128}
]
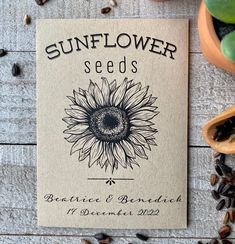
[
  {"left": 0, "top": 52, "right": 234, "bottom": 145},
  {"left": 0, "top": 236, "right": 215, "bottom": 244},
  {"left": 0, "top": 0, "right": 200, "bottom": 52},
  {"left": 0, "top": 145, "right": 233, "bottom": 238}
]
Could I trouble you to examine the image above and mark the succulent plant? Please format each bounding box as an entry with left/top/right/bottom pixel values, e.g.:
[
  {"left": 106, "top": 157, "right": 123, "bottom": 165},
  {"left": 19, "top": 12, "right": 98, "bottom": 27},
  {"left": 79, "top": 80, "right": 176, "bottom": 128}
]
[
  {"left": 205, "top": 0, "right": 235, "bottom": 24},
  {"left": 205, "top": 0, "right": 235, "bottom": 63}
]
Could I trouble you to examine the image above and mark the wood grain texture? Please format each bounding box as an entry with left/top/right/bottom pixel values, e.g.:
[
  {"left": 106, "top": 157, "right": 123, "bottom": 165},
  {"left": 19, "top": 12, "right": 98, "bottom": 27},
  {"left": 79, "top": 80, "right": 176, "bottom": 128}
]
[
  {"left": 0, "top": 236, "right": 217, "bottom": 244},
  {"left": 1, "top": 145, "right": 234, "bottom": 238},
  {"left": 0, "top": 0, "right": 200, "bottom": 52},
  {"left": 0, "top": 52, "right": 234, "bottom": 145}
]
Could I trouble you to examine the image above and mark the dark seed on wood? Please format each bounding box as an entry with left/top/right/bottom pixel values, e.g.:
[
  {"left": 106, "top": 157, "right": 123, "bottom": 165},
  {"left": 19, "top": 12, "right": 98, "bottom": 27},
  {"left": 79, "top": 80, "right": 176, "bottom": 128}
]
[
  {"left": 0, "top": 49, "right": 7, "bottom": 57},
  {"left": 94, "top": 233, "right": 110, "bottom": 241},
  {"left": 222, "top": 239, "right": 232, "bottom": 244},
  {"left": 81, "top": 239, "right": 91, "bottom": 244},
  {"left": 215, "top": 165, "right": 223, "bottom": 176},
  {"left": 219, "top": 154, "right": 226, "bottom": 164},
  {"left": 216, "top": 199, "right": 226, "bottom": 211},
  {"left": 24, "top": 15, "right": 31, "bottom": 25},
  {"left": 228, "top": 209, "right": 235, "bottom": 223},
  {"left": 213, "top": 151, "right": 221, "bottom": 158},
  {"left": 136, "top": 233, "right": 149, "bottom": 241},
  {"left": 35, "top": 0, "right": 47, "bottom": 5},
  {"left": 225, "top": 198, "right": 231, "bottom": 208},
  {"left": 99, "top": 237, "right": 112, "bottom": 244},
  {"left": 12, "top": 63, "right": 20, "bottom": 76},
  {"left": 209, "top": 239, "right": 219, "bottom": 244},
  {"left": 221, "top": 184, "right": 235, "bottom": 196},
  {"left": 219, "top": 164, "right": 232, "bottom": 176},
  {"left": 218, "top": 182, "right": 226, "bottom": 193},
  {"left": 197, "top": 242, "right": 203, "bottom": 244},
  {"left": 101, "top": 7, "right": 112, "bottom": 14},
  {"left": 211, "top": 190, "right": 220, "bottom": 200},
  {"left": 218, "top": 225, "right": 231, "bottom": 239},
  {"left": 231, "top": 198, "right": 235, "bottom": 208},
  {"left": 223, "top": 211, "right": 230, "bottom": 224},
  {"left": 210, "top": 174, "right": 219, "bottom": 186}
]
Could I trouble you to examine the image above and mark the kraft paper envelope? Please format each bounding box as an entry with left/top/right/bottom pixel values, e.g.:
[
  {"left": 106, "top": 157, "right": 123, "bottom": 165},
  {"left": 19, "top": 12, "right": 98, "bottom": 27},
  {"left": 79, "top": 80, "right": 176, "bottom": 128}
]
[{"left": 37, "top": 19, "right": 188, "bottom": 229}]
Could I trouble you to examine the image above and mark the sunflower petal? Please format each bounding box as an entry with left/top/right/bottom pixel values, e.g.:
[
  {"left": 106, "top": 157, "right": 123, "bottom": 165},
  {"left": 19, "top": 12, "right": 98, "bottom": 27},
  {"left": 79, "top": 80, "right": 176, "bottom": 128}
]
[
  {"left": 109, "top": 80, "right": 117, "bottom": 93},
  {"left": 130, "top": 119, "right": 154, "bottom": 127},
  {"left": 94, "top": 83, "right": 105, "bottom": 106},
  {"left": 146, "top": 138, "right": 157, "bottom": 146},
  {"left": 67, "top": 96, "right": 76, "bottom": 104},
  {"left": 79, "top": 149, "right": 90, "bottom": 161},
  {"left": 147, "top": 96, "right": 157, "bottom": 106},
  {"left": 89, "top": 141, "right": 103, "bottom": 167},
  {"left": 113, "top": 143, "right": 127, "bottom": 168},
  {"left": 73, "top": 90, "right": 91, "bottom": 109},
  {"left": 101, "top": 77, "right": 110, "bottom": 105},
  {"left": 132, "top": 129, "right": 157, "bottom": 138},
  {"left": 65, "top": 134, "right": 81, "bottom": 143},
  {"left": 62, "top": 117, "right": 79, "bottom": 125},
  {"left": 123, "top": 82, "right": 142, "bottom": 103},
  {"left": 70, "top": 134, "right": 93, "bottom": 155},
  {"left": 125, "top": 86, "right": 149, "bottom": 110},
  {"left": 88, "top": 80, "right": 95, "bottom": 96},
  {"left": 111, "top": 78, "right": 128, "bottom": 106},
  {"left": 82, "top": 136, "right": 97, "bottom": 152},
  {"left": 130, "top": 110, "right": 159, "bottom": 121},
  {"left": 85, "top": 90, "right": 97, "bottom": 109},
  {"left": 120, "top": 140, "right": 136, "bottom": 158},
  {"left": 65, "top": 109, "right": 87, "bottom": 120},
  {"left": 63, "top": 124, "right": 88, "bottom": 134},
  {"left": 132, "top": 144, "right": 148, "bottom": 159}
]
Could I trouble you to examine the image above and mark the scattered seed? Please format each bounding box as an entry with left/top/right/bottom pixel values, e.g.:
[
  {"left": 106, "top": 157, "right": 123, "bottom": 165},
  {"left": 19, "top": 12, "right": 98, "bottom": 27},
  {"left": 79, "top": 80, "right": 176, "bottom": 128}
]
[
  {"left": 225, "top": 198, "right": 231, "bottom": 208},
  {"left": 101, "top": 7, "right": 112, "bottom": 14},
  {"left": 221, "top": 239, "right": 232, "bottom": 244},
  {"left": 213, "top": 151, "right": 221, "bottom": 158},
  {"left": 218, "top": 182, "right": 226, "bottom": 194},
  {"left": 136, "top": 233, "right": 149, "bottom": 242},
  {"left": 94, "top": 233, "right": 110, "bottom": 241},
  {"left": 218, "top": 225, "right": 231, "bottom": 239},
  {"left": 81, "top": 239, "right": 91, "bottom": 244},
  {"left": 219, "top": 164, "right": 232, "bottom": 177},
  {"left": 210, "top": 174, "right": 219, "bottom": 186},
  {"left": 223, "top": 211, "right": 230, "bottom": 224},
  {"left": 110, "top": 0, "right": 117, "bottom": 7},
  {"left": 35, "top": 0, "right": 47, "bottom": 5},
  {"left": 24, "top": 15, "right": 31, "bottom": 25},
  {"left": 219, "top": 154, "right": 226, "bottom": 164},
  {"left": 211, "top": 190, "right": 220, "bottom": 200},
  {"left": 216, "top": 199, "right": 226, "bottom": 211},
  {"left": 0, "top": 49, "right": 7, "bottom": 57},
  {"left": 209, "top": 239, "right": 219, "bottom": 244},
  {"left": 99, "top": 237, "right": 112, "bottom": 244},
  {"left": 215, "top": 165, "right": 223, "bottom": 176},
  {"left": 12, "top": 63, "right": 20, "bottom": 76},
  {"left": 197, "top": 242, "right": 203, "bottom": 244},
  {"left": 228, "top": 209, "right": 235, "bottom": 223}
]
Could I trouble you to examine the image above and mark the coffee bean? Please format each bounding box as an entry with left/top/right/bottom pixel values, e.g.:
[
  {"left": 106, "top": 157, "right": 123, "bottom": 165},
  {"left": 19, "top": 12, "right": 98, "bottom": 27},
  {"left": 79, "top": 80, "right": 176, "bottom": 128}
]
[
  {"left": 225, "top": 198, "right": 231, "bottom": 208},
  {"left": 101, "top": 7, "right": 112, "bottom": 14},
  {"left": 228, "top": 209, "right": 235, "bottom": 223},
  {"left": 0, "top": 49, "right": 7, "bottom": 57},
  {"left": 223, "top": 212, "right": 230, "bottom": 224},
  {"left": 211, "top": 190, "right": 220, "bottom": 200},
  {"left": 81, "top": 239, "right": 91, "bottom": 244},
  {"left": 222, "top": 239, "right": 232, "bottom": 244},
  {"left": 12, "top": 63, "right": 20, "bottom": 76},
  {"left": 218, "top": 182, "right": 226, "bottom": 193},
  {"left": 210, "top": 174, "right": 219, "bottom": 186},
  {"left": 218, "top": 225, "right": 231, "bottom": 239},
  {"left": 209, "top": 239, "right": 219, "bottom": 244},
  {"left": 216, "top": 199, "right": 226, "bottom": 211},
  {"left": 136, "top": 233, "right": 149, "bottom": 241},
  {"left": 94, "top": 233, "right": 110, "bottom": 241}
]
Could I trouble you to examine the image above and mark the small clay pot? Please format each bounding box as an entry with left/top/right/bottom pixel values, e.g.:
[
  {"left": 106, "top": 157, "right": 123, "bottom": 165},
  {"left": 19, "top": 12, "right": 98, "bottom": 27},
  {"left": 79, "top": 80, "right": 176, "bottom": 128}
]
[
  {"left": 202, "top": 105, "right": 235, "bottom": 154},
  {"left": 198, "top": 0, "right": 235, "bottom": 74}
]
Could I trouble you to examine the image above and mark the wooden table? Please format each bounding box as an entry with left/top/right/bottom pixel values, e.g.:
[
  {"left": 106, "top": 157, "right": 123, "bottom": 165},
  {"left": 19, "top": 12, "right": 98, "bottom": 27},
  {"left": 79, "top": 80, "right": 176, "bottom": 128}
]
[{"left": 0, "top": 0, "right": 235, "bottom": 243}]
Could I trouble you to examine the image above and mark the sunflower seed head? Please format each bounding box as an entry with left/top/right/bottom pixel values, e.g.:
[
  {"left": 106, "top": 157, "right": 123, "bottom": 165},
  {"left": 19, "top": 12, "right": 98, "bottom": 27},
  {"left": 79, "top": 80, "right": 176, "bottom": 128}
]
[{"left": 24, "top": 15, "right": 31, "bottom": 25}]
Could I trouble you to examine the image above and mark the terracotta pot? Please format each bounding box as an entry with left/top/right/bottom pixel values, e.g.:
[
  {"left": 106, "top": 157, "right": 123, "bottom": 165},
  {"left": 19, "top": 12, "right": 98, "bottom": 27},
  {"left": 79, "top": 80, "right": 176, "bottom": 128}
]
[
  {"left": 202, "top": 105, "right": 235, "bottom": 154},
  {"left": 198, "top": 0, "right": 235, "bottom": 74}
]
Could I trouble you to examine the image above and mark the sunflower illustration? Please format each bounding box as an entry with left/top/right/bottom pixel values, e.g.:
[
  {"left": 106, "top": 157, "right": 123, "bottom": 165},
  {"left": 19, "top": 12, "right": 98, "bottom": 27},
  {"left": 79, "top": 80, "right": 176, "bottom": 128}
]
[{"left": 63, "top": 77, "right": 159, "bottom": 172}]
